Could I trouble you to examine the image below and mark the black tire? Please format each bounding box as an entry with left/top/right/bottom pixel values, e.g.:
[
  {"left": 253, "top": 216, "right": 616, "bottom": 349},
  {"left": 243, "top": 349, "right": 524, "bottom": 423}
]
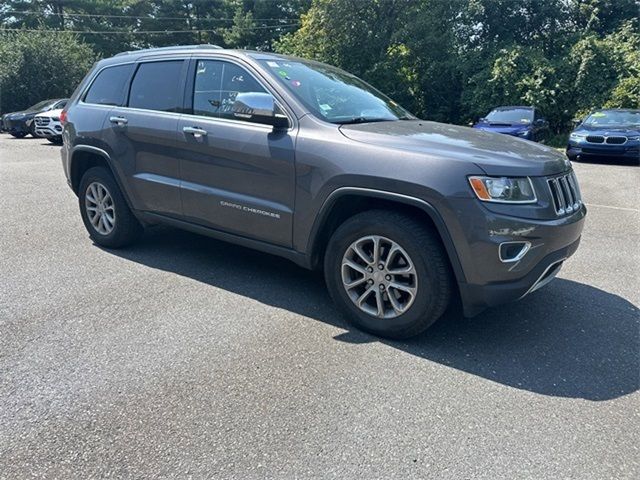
[
  {"left": 10, "top": 132, "right": 26, "bottom": 139},
  {"left": 324, "top": 210, "right": 453, "bottom": 339},
  {"left": 47, "top": 136, "right": 63, "bottom": 145},
  {"left": 78, "top": 166, "right": 142, "bottom": 248}
]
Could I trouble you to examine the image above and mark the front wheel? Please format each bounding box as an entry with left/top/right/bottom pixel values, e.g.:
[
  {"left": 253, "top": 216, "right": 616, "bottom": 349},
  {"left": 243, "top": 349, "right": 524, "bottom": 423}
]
[
  {"left": 10, "top": 132, "right": 26, "bottom": 139},
  {"left": 78, "top": 167, "right": 142, "bottom": 248},
  {"left": 324, "top": 210, "right": 453, "bottom": 339}
]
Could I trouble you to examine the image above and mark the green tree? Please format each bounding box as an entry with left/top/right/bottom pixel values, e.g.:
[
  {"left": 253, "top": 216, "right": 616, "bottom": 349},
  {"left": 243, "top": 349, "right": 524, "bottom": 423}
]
[{"left": 0, "top": 29, "right": 96, "bottom": 112}]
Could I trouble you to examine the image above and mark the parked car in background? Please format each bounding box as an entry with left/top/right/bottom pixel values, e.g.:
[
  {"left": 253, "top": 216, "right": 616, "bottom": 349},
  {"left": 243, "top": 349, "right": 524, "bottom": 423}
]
[
  {"left": 473, "top": 106, "right": 549, "bottom": 142},
  {"left": 2, "top": 99, "right": 68, "bottom": 138},
  {"left": 566, "top": 109, "right": 640, "bottom": 163},
  {"left": 34, "top": 108, "right": 64, "bottom": 144},
  {"left": 60, "top": 46, "right": 586, "bottom": 339}
]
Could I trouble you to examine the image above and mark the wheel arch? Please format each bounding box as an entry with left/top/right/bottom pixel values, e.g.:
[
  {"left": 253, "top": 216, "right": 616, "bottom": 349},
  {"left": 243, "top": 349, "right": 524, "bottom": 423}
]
[
  {"left": 307, "top": 188, "right": 467, "bottom": 286},
  {"left": 69, "top": 146, "right": 137, "bottom": 211}
]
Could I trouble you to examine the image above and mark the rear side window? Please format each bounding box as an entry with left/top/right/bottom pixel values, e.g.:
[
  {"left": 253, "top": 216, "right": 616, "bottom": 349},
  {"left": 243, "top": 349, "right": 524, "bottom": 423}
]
[
  {"left": 84, "top": 64, "right": 133, "bottom": 106},
  {"left": 128, "top": 61, "right": 183, "bottom": 112}
]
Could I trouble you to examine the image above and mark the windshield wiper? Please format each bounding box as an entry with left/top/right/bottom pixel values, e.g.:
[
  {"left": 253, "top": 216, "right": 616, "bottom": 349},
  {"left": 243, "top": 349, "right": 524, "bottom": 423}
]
[{"left": 336, "top": 117, "right": 395, "bottom": 125}]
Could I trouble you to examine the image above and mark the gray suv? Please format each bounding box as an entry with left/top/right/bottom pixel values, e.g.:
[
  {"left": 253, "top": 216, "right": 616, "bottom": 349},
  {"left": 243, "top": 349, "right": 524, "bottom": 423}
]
[{"left": 61, "top": 45, "right": 586, "bottom": 339}]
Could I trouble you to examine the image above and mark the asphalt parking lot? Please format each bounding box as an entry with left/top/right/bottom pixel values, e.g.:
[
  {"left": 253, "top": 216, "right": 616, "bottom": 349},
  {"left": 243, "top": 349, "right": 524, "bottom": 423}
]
[{"left": 1, "top": 135, "right": 638, "bottom": 479}]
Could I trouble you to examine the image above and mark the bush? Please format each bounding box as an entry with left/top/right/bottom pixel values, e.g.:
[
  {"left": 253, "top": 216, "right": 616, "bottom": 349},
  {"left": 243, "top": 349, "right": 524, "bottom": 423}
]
[{"left": 0, "top": 29, "right": 96, "bottom": 113}]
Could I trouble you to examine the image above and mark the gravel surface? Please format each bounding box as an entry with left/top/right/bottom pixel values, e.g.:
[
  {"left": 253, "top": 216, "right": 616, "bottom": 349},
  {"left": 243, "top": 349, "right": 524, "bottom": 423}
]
[{"left": 1, "top": 135, "right": 638, "bottom": 479}]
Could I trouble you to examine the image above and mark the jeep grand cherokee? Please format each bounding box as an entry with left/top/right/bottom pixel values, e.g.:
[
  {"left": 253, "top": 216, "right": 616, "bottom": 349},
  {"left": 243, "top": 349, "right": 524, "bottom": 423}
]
[{"left": 60, "top": 45, "right": 586, "bottom": 339}]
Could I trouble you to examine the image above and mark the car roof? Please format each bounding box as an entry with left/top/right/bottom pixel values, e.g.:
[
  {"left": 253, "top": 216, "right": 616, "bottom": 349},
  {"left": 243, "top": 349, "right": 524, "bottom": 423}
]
[
  {"left": 100, "top": 44, "right": 296, "bottom": 67},
  {"left": 492, "top": 106, "right": 533, "bottom": 110},
  {"left": 591, "top": 108, "right": 639, "bottom": 113}
]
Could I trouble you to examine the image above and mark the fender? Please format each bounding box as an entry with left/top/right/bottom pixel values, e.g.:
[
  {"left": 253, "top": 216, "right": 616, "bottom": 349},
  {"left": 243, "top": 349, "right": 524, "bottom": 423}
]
[
  {"left": 69, "top": 144, "right": 137, "bottom": 212},
  {"left": 307, "top": 187, "right": 467, "bottom": 285}
]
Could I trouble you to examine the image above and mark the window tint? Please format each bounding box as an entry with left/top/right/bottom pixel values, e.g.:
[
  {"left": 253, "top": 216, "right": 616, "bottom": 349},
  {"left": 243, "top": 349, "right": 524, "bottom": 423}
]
[
  {"left": 129, "top": 61, "right": 183, "bottom": 112},
  {"left": 193, "top": 60, "right": 223, "bottom": 117},
  {"left": 219, "top": 63, "right": 267, "bottom": 120},
  {"left": 192, "top": 60, "right": 267, "bottom": 121},
  {"left": 84, "top": 64, "right": 133, "bottom": 106}
]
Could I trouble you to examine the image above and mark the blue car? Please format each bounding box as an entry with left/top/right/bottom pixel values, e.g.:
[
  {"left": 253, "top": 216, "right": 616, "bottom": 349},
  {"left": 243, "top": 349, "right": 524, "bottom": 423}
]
[
  {"left": 567, "top": 109, "right": 640, "bottom": 163},
  {"left": 473, "top": 106, "right": 549, "bottom": 142}
]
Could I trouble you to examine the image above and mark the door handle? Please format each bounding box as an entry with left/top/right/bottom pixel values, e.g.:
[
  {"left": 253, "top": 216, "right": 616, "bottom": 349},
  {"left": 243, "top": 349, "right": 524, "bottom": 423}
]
[
  {"left": 109, "top": 116, "right": 128, "bottom": 126},
  {"left": 183, "top": 126, "right": 208, "bottom": 138}
]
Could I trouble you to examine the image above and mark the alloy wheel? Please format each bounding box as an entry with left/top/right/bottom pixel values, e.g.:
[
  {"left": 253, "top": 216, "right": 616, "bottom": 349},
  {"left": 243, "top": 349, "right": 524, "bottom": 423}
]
[
  {"left": 85, "top": 181, "right": 115, "bottom": 235},
  {"left": 341, "top": 235, "right": 418, "bottom": 318}
]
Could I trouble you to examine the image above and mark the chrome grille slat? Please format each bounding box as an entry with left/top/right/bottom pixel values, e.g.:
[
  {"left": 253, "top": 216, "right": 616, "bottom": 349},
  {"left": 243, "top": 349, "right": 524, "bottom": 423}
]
[
  {"left": 35, "top": 117, "right": 50, "bottom": 126},
  {"left": 548, "top": 172, "right": 582, "bottom": 216}
]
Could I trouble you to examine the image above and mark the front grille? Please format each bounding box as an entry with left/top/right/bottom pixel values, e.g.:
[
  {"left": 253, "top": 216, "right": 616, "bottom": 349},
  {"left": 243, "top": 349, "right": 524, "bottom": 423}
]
[
  {"left": 585, "top": 135, "right": 627, "bottom": 145},
  {"left": 34, "top": 116, "right": 50, "bottom": 126},
  {"left": 548, "top": 171, "right": 582, "bottom": 216},
  {"left": 605, "top": 136, "right": 626, "bottom": 145}
]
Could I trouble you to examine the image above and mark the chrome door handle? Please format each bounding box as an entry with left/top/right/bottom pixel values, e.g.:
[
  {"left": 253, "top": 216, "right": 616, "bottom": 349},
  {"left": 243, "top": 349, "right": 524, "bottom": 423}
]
[
  {"left": 183, "top": 126, "right": 208, "bottom": 138},
  {"left": 109, "top": 116, "right": 128, "bottom": 126}
]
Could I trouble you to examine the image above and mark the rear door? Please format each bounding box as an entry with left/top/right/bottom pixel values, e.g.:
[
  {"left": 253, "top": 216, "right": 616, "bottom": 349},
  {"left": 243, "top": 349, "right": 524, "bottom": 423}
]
[
  {"left": 102, "top": 58, "right": 188, "bottom": 217},
  {"left": 175, "top": 57, "right": 296, "bottom": 247}
]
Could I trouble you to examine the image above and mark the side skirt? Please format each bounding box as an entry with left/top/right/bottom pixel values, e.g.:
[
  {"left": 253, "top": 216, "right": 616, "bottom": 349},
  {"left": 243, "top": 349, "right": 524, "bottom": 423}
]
[{"left": 137, "top": 211, "right": 312, "bottom": 269}]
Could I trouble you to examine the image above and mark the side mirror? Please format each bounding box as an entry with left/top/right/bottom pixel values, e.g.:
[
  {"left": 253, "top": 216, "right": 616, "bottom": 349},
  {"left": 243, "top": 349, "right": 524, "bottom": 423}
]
[
  {"left": 572, "top": 118, "right": 583, "bottom": 127},
  {"left": 534, "top": 118, "right": 546, "bottom": 127},
  {"left": 232, "top": 92, "right": 289, "bottom": 129}
]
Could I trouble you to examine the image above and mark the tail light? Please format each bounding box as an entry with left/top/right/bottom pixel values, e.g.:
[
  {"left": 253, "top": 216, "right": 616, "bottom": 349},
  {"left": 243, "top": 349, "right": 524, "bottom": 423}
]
[{"left": 60, "top": 110, "right": 67, "bottom": 124}]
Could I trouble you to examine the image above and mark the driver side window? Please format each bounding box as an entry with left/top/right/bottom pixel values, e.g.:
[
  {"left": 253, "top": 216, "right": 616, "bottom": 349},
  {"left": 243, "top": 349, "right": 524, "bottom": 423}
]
[{"left": 193, "top": 60, "right": 268, "bottom": 122}]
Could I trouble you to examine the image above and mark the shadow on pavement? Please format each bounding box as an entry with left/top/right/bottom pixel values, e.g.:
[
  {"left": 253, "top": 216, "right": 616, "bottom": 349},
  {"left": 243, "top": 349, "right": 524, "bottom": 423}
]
[{"left": 108, "top": 227, "right": 639, "bottom": 402}]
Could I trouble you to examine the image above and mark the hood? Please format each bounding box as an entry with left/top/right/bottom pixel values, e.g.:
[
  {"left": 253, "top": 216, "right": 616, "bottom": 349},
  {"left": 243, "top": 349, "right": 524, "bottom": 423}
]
[
  {"left": 8, "top": 110, "right": 37, "bottom": 120},
  {"left": 473, "top": 122, "right": 531, "bottom": 135},
  {"left": 339, "top": 120, "right": 569, "bottom": 176},
  {"left": 35, "top": 108, "right": 63, "bottom": 118},
  {"left": 575, "top": 124, "right": 640, "bottom": 136}
]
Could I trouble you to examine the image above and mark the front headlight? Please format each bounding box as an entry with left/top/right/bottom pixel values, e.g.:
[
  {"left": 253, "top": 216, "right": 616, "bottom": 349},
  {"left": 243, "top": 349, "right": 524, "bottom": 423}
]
[
  {"left": 468, "top": 176, "right": 537, "bottom": 203},
  {"left": 569, "top": 132, "right": 586, "bottom": 141},
  {"left": 627, "top": 135, "right": 639, "bottom": 141},
  {"left": 51, "top": 116, "right": 60, "bottom": 121}
]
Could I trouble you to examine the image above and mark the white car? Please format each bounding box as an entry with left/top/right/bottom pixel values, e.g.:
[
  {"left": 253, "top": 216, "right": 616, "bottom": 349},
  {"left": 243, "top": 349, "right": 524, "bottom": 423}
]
[{"left": 34, "top": 108, "right": 64, "bottom": 144}]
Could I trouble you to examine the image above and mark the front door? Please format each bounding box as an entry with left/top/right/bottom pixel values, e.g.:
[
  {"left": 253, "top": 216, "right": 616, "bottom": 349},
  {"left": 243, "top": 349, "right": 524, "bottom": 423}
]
[{"left": 176, "top": 58, "right": 296, "bottom": 247}]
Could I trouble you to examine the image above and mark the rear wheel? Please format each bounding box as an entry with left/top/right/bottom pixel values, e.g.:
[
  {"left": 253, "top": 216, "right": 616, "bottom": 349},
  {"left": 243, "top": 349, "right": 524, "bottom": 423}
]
[
  {"left": 324, "top": 210, "right": 453, "bottom": 339},
  {"left": 78, "top": 167, "right": 142, "bottom": 248}
]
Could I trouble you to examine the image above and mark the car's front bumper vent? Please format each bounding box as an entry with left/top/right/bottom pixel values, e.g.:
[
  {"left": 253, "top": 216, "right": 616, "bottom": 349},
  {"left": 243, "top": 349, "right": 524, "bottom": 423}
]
[{"left": 548, "top": 171, "right": 582, "bottom": 216}]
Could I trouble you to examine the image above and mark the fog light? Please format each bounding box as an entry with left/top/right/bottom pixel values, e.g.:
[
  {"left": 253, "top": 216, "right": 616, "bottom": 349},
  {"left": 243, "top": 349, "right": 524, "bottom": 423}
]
[{"left": 499, "top": 241, "right": 531, "bottom": 263}]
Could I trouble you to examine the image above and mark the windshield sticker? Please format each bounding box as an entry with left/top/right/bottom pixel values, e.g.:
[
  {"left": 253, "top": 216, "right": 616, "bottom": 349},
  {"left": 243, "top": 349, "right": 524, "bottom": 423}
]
[
  {"left": 278, "top": 70, "right": 288, "bottom": 77},
  {"left": 266, "top": 61, "right": 279, "bottom": 68},
  {"left": 291, "top": 80, "right": 301, "bottom": 87},
  {"left": 319, "top": 104, "right": 332, "bottom": 111}
]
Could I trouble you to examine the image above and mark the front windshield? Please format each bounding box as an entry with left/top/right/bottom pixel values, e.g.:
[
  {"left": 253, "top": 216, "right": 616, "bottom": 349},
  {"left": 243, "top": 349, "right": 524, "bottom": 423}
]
[
  {"left": 583, "top": 110, "right": 640, "bottom": 127},
  {"left": 259, "top": 59, "right": 414, "bottom": 124},
  {"left": 485, "top": 108, "right": 533, "bottom": 124},
  {"left": 26, "top": 100, "right": 55, "bottom": 112}
]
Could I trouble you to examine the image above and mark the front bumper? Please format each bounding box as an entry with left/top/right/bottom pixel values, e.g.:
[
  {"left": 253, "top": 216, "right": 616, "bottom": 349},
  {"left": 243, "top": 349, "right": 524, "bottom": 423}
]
[
  {"left": 442, "top": 197, "right": 586, "bottom": 316},
  {"left": 567, "top": 143, "right": 639, "bottom": 160},
  {"left": 3, "top": 117, "right": 31, "bottom": 135},
  {"left": 34, "top": 123, "right": 63, "bottom": 138}
]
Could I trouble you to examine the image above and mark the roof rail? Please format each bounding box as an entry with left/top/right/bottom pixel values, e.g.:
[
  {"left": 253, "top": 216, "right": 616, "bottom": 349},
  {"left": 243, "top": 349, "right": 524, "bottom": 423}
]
[{"left": 115, "top": 44, "right": 223, "bottom": 56}]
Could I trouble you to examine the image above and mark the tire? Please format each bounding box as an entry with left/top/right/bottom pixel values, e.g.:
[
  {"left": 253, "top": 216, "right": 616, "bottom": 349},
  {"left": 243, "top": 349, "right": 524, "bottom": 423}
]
[
  {"left": 10, "top": 132, "right": 26, "bottom": 139},
  {"left": 324, "top": 210, "right": 453, "bottom": 339},
  {"left": 78, "top": 166, "right": 142, "bottom": 248},
  {"left": 47, "top": 136, "right": 63, "bottom": 145}
]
